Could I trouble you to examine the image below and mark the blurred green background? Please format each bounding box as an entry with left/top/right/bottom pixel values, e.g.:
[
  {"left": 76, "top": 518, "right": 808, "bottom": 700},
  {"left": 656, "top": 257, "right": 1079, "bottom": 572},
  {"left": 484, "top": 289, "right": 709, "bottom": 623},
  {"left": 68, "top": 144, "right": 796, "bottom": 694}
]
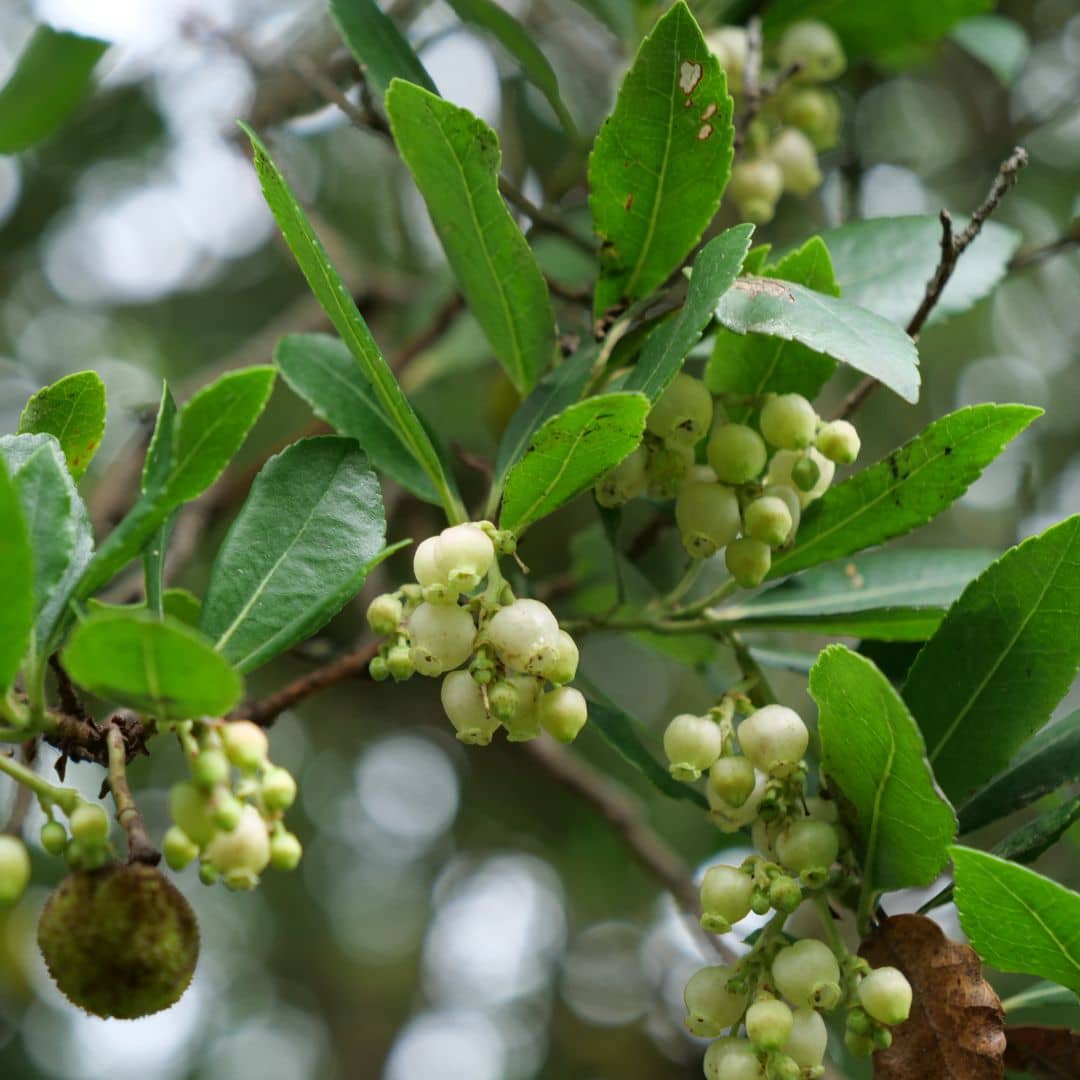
[{"left": 0, "top": 0, "right": 1078, "bottom": 1077}]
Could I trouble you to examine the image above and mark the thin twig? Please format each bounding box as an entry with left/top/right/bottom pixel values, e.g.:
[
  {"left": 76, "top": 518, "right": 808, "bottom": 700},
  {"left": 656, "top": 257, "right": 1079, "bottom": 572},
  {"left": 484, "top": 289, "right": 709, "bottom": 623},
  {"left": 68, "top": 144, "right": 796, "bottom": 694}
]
[
  {"left": 106, "top": 725, "right": 159, "bottom": 865},
  {"left": 835, "top": 147, "right": 1028, "bottom": 420},
  {"left": 1008, "top": 225, "right": 1080, "bottom": 271}
]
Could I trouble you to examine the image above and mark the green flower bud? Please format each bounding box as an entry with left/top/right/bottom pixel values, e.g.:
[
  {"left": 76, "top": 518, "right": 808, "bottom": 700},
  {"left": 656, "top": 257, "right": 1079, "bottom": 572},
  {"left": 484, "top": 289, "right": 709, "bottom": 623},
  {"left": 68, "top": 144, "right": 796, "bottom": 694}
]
[
  {"left": 700, "top": 864, "right": 755, "bottom": 933},
  {"left": 775, "top": 819, "right": 840, "bottom": 882},
  {"left": 778, "top": 20, "right": 846, "bottom": 83},
  {"left": 646, "top": 373, "right": 714, "bottom": 448},
  {"left": 729, "top": 159, "right": 784, "bottom": 224},
  {"left": 501, "top": 675, "right": 543, "bottom": 742},
  {"left": 206, "top": 805, "right": 270, "bottom": 890},
  {"left": 221, "top": 721, "right": 269, "bottom": 772},
  {"left": 760, "top": 393, "right": 819, "bottom": 451},
  {"left": 595, "top": 446, "right": 648, "bottom": 507},
  {"left": 845, "top": 1029, "right": 876, "bottom": 1058},
  {"left": 367, "top": 593, "right": 404, "bottom": 635},
  {"left": 779, "top": 86, "right": 841, "bottom": 149},
  {"left": 858, "top": 966, "right": 913, "bottom": 1026},
  {"left": 386, "top": 643, "right": 415, "bottom": 681},
  {"left": 198, "top": 861, "right": 219, "bottom": 887},
  {"left": 487, "top": 679, "right": 520, "bottom": 723},
  {"left": 413, "top": 536, "right": 450, "bottom": 591},
  {"left": 708, "top": 422, "right": 768, "bottom": 484},
  {"left": 726, "top": 537, "right": 772, "bottom": 587},
  {"left": 269, "top": 828, "right": 303, "bottom": 872},
  {"left": 763, "top": 484, "right": 801, "bottom": 537},
  {"left": 191, "top": 748, "right": 230, "bottom": 789},
  {"left": 784, "top": 1007, "right": 828, "bottom": 1069},
  {"left": 743, "top": 495, "right": 794, "bottom": 548},
  {"left": 791, "top": 454, "right": 820, "bottom": 492},
  {"left": 675, "top": 481, "right": 742, "bottom": 558},
  {"left": 435, "top": 523, "right": 496, "bottom": 592},
  {"left": 0, "top": 835, "right": 31, "bottom": 906},
  {"left": 708, "top": 768, "right": 769, "bottom": 833},
  {"left": 684, "top": 965, "right": 749, "bottom": 1037},
  {"left": 771, "top": 939, "right": 842, "bottom": 1011},
  {"left": 709, "top": 754, "right": 758, "bottom": 807},
  {"left": 816, "top": 419, "right": 861, "bottom": 465},
  {"left": 261, "top": 766, "right": 297, "bottom": 812},
  {"left": 210, "top": 790, "right": 243, "bottom": 832},
  {"left": 703, "top": 1036, "right": 763, "bottom": 1080},
  {"left": 538, "top": 686, "right": 588, "bottom": 743},
  {"left": 737, "top": 705, "right": 809, "bottom": 777},
  {"left": 747, "top": 997, "right": 794, "bottom": 1051},
  {"left": 369, "top": 655, "right": 389, "bottom": 681},
  {"left": 69, "top": 803, "right": 110, "bottom": 845},
  {"left": 538, "top": 629, "right": 579, "bottom": 686},
  {"left": 40, "top": 820, "right": 68, "bottom": 857},
  {"left": 645, "top": 442, "right": 694, "bottom": 500},
  {"left": 663, "top": 713, "right": 724, "bottom": 781},
  {"left": 769, "top": 875, "right": 803, "bottom": 913},
  {"left": 441, "top": 670, "right": 500, "bottom": 746},
  {"left": 169, "top": 782, "right": 216, "bottom": 847},
  {"left": 409, "top": 601, "right": 477, "bottom": 676},
  {"left": 163, "top": 826, "right": 200, "bottom": 871},
  {"left": 486, "top": 598, "right": 559, "bottom": 675},
  {"left": 706, "top": 27, "right": 749, "bottom": 91},
  {"left": 872, "top": 1025, "right": 894, "bottom": 1050}
]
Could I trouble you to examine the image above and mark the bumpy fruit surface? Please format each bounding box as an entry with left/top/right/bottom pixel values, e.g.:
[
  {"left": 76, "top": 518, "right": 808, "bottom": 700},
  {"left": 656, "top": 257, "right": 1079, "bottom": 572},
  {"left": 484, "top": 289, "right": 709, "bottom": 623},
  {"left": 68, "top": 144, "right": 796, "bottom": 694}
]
[
  {"left": 728, "top": 159, "right": 785, "bottom": 224},
  {"left": 676, "top": 481, "right": 742, "bottom": 558},
  {"left": 742, "top": 495, "right": 794, "bottom": 548},
  {"left": 771, "top": 939, "right": 841, "bottom": 1010},
  {"left": 0, "top": 835, "right": 31, "bottom": 905},
  {"left": 746, "top": 996, "right": 794, "bottom": 1051},
  {"left": 699, "top": 864, "right": 755, "bottom": 933},
  {"left": 726, "top": 537, "right": 772, "bottom": 587},
  {"left": 205, "top": 805, "right": 271, "bottom": 890},
  {"left": 486, "top": 598, "right": 559, "bottom": 674},
  {"left": 702, "top": 1036, "right": 763, "bottom": 1080},
  {"left": 737, "top": 705, "right": 809, "bottom": 777},
  {"left": 538, "top": 686, "right": 588, "bottom": 743},
  {"left": 816, "top": 419, "right": 861, "bottom": 464},
  {"left": 441, "top": 670, "right": 500, "bottom": 746},
  {"left": 646, "top": 373, "right": 714, "bottom": 448},
  {"left": 409, "top": 601, "right": 477, "bottom": 675},
  {"left": 784, "top": 1006, "right": 829, "bottom": 1068},
  {"left": 769, "top": 127, "right": 822, "bottom": 197},
  {"left": 778, "top": 20, "right": 846, "bottom": 83},
  {"left": 37, "top": 864, "right": 199, "bottom": 1018},
  {"left": 858, "top": 966, "right": 913, "bottom": 1026},
  {"left": 664, "top": 713, "right": 724, "bottom": 781},
  {"left": 684, "top": 965, "right": 748, "bottom": 1036},
  {"left": 760, "top": 394, "right": 818, "bottom": 450}
]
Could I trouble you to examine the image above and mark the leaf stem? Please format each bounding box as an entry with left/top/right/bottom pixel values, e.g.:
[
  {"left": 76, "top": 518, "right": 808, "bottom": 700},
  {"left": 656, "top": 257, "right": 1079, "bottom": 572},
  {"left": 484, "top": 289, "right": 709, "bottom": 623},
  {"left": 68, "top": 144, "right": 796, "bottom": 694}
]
[
  {"left": 0, "top": 748, "right": 81, "bottom": 815},
  {"left": 661, "top": 558, "right": 705, "bottom": 609},
  {"left": 672, "top": 575, "right": 739, "bottom": 618},
  {"left": 106, "top": 724, "right": 160, "bottom": 865}
]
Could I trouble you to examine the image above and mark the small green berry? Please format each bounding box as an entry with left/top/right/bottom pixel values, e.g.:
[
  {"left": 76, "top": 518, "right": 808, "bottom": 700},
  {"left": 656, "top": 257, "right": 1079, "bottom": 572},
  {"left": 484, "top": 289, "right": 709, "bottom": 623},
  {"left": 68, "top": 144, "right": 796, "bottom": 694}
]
[
  {"left": 699, "top": 864, "right": 755, "bottom": 933},
  {"left": 779, "top": 86, "right": 841, "bottom": 149},
  {"left": 369, "top": 656, "right": 389, "bottom": 681},
  {"left": 775, "top": 819, "right": 840, "bottom": 882},
  {"left": 269, "top": 828, "right": 303, "bottom": 872},
  {"left": 771, "top": 939, "right": 842, "bottom": 1011},
  {"left": 210, "top": 790, "right": 243, "bottom": 832},
  {"left": 500, "top": 675, "right": 543, "bottom": 742},
  {"left": 0, "top": 835, "right": 31, "bottom": 905},
  {"left": 538, "top": 629, "right": 579, "bottom": 686},
  {"left": 163, "top": 826, "right": 200, "bottom": 871},
  {"left": 769, "top": 875, "right": 803, "bottom": 913},
  {"left": 367, "top": 593, "right": 404, "bottom": 635},
  {"left": 261, "top": 766, "right": 297, "bottom": 812},
  {"left": 538, "top": 686, "right": 588, "bottom": 743},
  {"left": 708, "top": 754, "right": 758, "bottom": 807},
  {"left": 664, "top": 713, "right": 724, "bottom": 782},
  {"left": 725, "top": 537, "right": 772, "bottom": 587},
  {"left": 386, "top": 643, "right": 415, "bottom": 681},
  {"left": 675, "top": 481, "right": 742, "bottom": 558},
  {"left": 816, "top": 419, "right": 861, "bottom": 464},
  {"left": 729, "top": 159, "right": 785, "bottom": 224},
  {"left": 191, "top": 748, "right": 230, "bottom": 789},
  {"left": 69, "top": 803, "right": 110, "bottom": 846},
  {"left": 708, "top": 768, "right": 768, "bottom": 833},
  {"left": 40, "top": 820, "right": 68, "bottom": 857},
  {"left": 791, "top": 454, "right": 820, "bottom": 492},
  {"left": 743, "top": 495, "right": 794, "bottom": 548},
  {"left": 778, "top": 20, "right": 846, "bottom": 83},
  {"left": 198, "top": 861, "right": 219, "bottom": 887},
  {"left": 845, "top": 1029, "right": 876, "bottom": 1058},
  {"left": 858, "top": 966, "right": 913, "bottom": 1026},
  {"left": 746, "top": 997, "right": 794, "bottom": 1051},
  {"left": 703, "top": 1036, "right": 762, "bottom": 1080},
  {"left": 759, "top": 394, "right": 818, "bottom": 450},
  {"left": 708, "top": 423, "right": 768, "bottom": 484},
  {"left": 683, "top": 965, "right": 748, "bottom": 1037},
  {"left": 221, "top": 721, "right": 269, "bottom": 772},
  {"left": 646, "top": 373, "right": 714, "bottom": 449},
  {"left": 737, "top": 705, "right": 809, "bottom": 777}
]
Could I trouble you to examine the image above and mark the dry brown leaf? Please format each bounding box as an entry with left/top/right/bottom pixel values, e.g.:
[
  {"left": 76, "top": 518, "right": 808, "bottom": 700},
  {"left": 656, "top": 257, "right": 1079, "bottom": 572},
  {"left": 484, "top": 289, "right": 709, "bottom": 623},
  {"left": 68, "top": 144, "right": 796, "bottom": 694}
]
[
  {"left": 859, "top": 913, "right": 1006, "bottom": 1079},
  {"left": 1004, "top": 1025, "right": 1080, "bottom": 1078}
]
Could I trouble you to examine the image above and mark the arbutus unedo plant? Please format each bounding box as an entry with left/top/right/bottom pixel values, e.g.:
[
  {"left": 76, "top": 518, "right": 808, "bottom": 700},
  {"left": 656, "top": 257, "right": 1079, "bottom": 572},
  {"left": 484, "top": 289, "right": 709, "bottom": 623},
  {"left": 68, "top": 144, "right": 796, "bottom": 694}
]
[{"left": 0, "top": 2, "right": 1078, "bottom": 1077}]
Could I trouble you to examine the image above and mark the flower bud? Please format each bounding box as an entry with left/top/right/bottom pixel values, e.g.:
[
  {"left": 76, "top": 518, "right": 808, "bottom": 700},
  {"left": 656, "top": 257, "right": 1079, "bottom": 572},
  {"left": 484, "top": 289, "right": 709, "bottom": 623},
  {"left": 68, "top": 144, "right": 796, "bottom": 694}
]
[
  {"left": 775, "top": 819, "right": 840, "bottom": 882},
  {"left": 816, "top": 419, "right": 860, "bottom": 464},
  {"left": 747, "top": 997, "right": 794, "bottom": 1051},
  {"left": 210, "top": 790, "right": 243, "bottom": 832},
  {"left": 765, "top": 1053, "right": 801, "bottom": 1080},
  {"left": 435, "top": 523, "right": 496, "bottom": 592},
  {"left": 500, "top": 676, "right": 542, "bottom": 742},
  {"left": 703, "top": 1036, "right": 763, "bottom": 1080},
  {"left": 683, "top": 965, "right": 748, "bottom": 1037},
  {"left": 409, "top": 601, "right": 477, "bottom": 676},
  {"left": 441, "top": 670, "right": 500, "bottom": 746},
  {"left": 769, "top": 875, "right": 804, "bottom": 913},
  {"left": 708, "top": 768, "right": 769, "bottom": 832},
  {"left": 69, "top": 803, "right": 110, "bottom": 845},
  {"left": 728, "top": 159, "right": 784, "bottom": 224},
  {"left": 709, "top": 754, "right": 758, "bottom": 807},
  {"left": 663, "top": 713, "right": 724, "bottom": 781},
  {"left": 198, "top": 861, "right": 219, "bottom": 887},
  {"left": 858, "top": 966, "right": 913, "bottom": 1026},
  {"left": 763, "top": 484, "right": 801, "bottom": 536},
  {"left": 40, "top": 820, "right": 68, "bottom": 857},
  {"left": 845, "top": 1030, "right": 875, "bottom": 1058},
  {"left": 269, "top": 828, "right": 303, "bottom": 872},
  {"left": 0, "top": 835, "right": 31, "bottom": 906},
  {"left": 778, "top": 20, "right": 846, "bottom": 83},
  {"left": 261, "top": 766, "right": 297, "bottom": 812},
  {"left": 706, "top": 27, "right": 749, "bottom": 91},
  {"left": 760, "top": 393, "right": 818, "bottom": 451},
  {"left": 675, "top": 481, "right": 742, "bottom": 558},
  {"left": 413, "top": 536, "right": 449, "bottom": 590},
  {"left": 779, "top": 86, "right": 841, "bottom": 149},
  {"left": 487, "top": 679, "right": 520, "bottom": 724},
  {"left": 646, "top": 373, "right": 714, "bottom": 448},
  {"left": 726, "top": 537, "right": 772, "bottom": 587},
  {"left": 595, "top": 446, "right": 648, "bottom": 507},
  {"left": 367, "top": 593, "right": 404, "bottom": 635},
  {"left": 743, "top": 495, "right": 794, "bottom": 548},
  {"left": 699, "top": 864, "right": 755, "bottom": 933},
  {"left": 708, "top": 423, "right": 768, "bottom": 484},
  {"left": 163, "top": 826, "right": 199, "bottom": 871},
  {"left": 486, "top": 598, "right": 559, "bottom": 675},
  {"left": 538, "top": 686, "right": 588, "bottom": 743},
  {"left": 791, "top": 454, "right": 820, "bottom": 492},
  {"left": 538, "top": 629, "right": 579, "bottom": 686},
  {"left": 206, "top": 804, "right": 270, "bottom": 890},
  {"left": 784, "top": 1007, "right": 828, "bottom": 1069},
  {"left": 191, "top": 748, "right": 230, "bottom": 789},
  {"left": 645, "top": 442, "right": 694, "bottom": 499},
  {"left": 737, "top": 705, "right": 809, "bottom": 776},
  {"left": 221, "top": 721, "right": 269, "bottom": 772},
  {"left": 771, "top": 939, "right": 841, "bottom": 1011},
  {"left": 169, "top": 782, "right": 216, "bottom": 847}
]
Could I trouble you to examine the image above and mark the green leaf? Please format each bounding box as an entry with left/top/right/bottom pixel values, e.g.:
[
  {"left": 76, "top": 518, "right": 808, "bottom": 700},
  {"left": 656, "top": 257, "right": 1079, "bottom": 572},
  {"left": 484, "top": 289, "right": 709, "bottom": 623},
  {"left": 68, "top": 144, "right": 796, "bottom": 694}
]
[
  {"left": 0, "top": 435, "right": 93, "bottom": 659},
  {"left": 243, "top": 124, "right": 463, "bottom": 521},
  {"left": 718, "top": 549, "right": 997, "bottom": 641},
  {"left": 904, "top": 515, "right": 1080, "bottom": 804},
  {"left": 163, "top": 367, "right": 276, "bottom": 504},
  {"left": 589, "top": 1, "right": 734, "bottom": 315},
  {"left": 445, "top": 0, "right": 577, "bottom": 136},
  {"left": 276, "top": 333, "right": 449, "bottom": 506},
  {"left": 764, "top": 0, "right": 992, "bottom": 68},
  {"left": 18, "top": 371, "right": 106, "bottom": 481},
  {"left": 992, "top": 793, "right": 1080, "bottom": 866},
  {"left": 625, "top": 224, "right": 753, "bottom": 401},
  {"left": 714, "top": 275, "right": 920, "bottom": 403},
  {"left": 329, "top": 0, "right": 437, "bottom": 98},
  {"left": 386, "top": 80, "right": 555, "bottom": 395},
  {"left": 958, "top": 710, "right": 1080, "bottom": 835},
  {"left": 820, "top": 216, "right": 1020, "bottom": 327},
  {"left": 62, "top": 610, "right": 243, "bottom": 721},
  {"left": 810, "top": 646, "right": 956, "bottom": 907},
  {"left": 951, "top": 15, "right": 1030, "bottom": 85},
  {"left": 706, "top": 236, "right": 839, "bottom": 420},
  {"left": 491, "top": 344, "right": 596, "bottom": 499},
  {"left": 0, "top": 26, "right": 108, "bottom": 153},
  {"left": 500, "top": 392, "right": 650, "bottom": 533},
  {"left": 586, "top": 697, "right": 708, "bottom": 809},
  {"left": 200, "top": 437, "right": 389, "bottom": 673},
  {"left": 0, "top": 458, "right": 33, "bottom": 694},
  {"left": 770, "top": 404, "right": 1041, "bottom": 581},
  {"left": 951, "top": 845, "right": 1080, "bottom": 995}
]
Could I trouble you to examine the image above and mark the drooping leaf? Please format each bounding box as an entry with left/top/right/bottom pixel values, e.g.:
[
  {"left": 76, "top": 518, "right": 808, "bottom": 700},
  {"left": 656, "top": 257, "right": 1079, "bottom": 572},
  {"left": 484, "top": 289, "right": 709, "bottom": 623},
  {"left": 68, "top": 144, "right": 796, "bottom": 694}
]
[
  {"left": 200, "top": 437, "right": 390, "bottom": 673},
  {"left": 1004, "top": 1025, "right": 1080, "bottom": 1078},
  {"left": 445, "top": 0, "right": 577, "bottom": 136},
  {"left": 713, "top": 275, "right": 920, "bottom": 403},
  {"left": 952, "top": 846, "right": 1080, "bottom": 996},
  {"left": 500, "top": 392, "right": 650, "bottom": 533},
  {"left": 810, "top": 647, "right": 956, "bottom": 909},
  {"left": 769, "top": 404, "right": 1040, "bottom": 581},
  {"left": 951, "top": 15, "right": 1031, "bottom": 85},
  {"left": 329, "top": 0, "right": 437, "bottom": 97},
  {"left": 958, "top": 710, "right": 1080, "bottom": 835},
  {"left": 589, "top": 1, "right": 734, "bottom": 315},
  {"left": 764, "top": 0, "right": 994, "bottom": 68},
  {"left": 904, "top": 515, "right": 1080, "bottom": 804},
  {"left": 242, "top": 125, "right": 462, "bottom": 521},
  {"left": 62, "top": 610, "right": 243, "bottom": 721},
  {"left": 386, "top": 79, "right": 555, "bottom": 395},
  {"left": 0, "top": 26, "right": 109, "bottom": 153},
  {"left": 859, "top": 913, "right": 1006, "bottom": 1080},
  {"left": 820, "top": 216, "right": 1020, "bottom": 327},
  {"left": 491, "top": 344, "right": 596, "bottom": 500},
  {"left": 718, "top": 548, "right": 996, "bottom": 641},
  {"left": 18, "top": 370, "right": 106, "bottom": 480},
  {"left": 0, "top": 458, "right": 33, "bottom": 694},
  {"left": 706, "top": 237, "right": 838, "bottom": 420},
  {"left": 992, "top": 792, "right": 1080, "bottom": 866},
  {"left": 585, "top": 697, "right": 708, "bottom": 809},
  {"left": 624, "top": 224, "right": 753, "bottom": 401},
  {"left": 276, "top": 333, "right": 450, "bottom": 506}
]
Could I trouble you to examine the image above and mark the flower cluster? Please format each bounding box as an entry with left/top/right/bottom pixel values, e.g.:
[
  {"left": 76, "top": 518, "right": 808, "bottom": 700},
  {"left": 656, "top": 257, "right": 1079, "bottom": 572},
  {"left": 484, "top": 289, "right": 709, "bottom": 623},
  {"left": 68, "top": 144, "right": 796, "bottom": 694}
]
[
  {"left": 597, "top": 378, "right": 860, "bottom": 585},
  {"left": 37, "top": 800, "right": 113, "bottom": 872},
  {"left": 708, "top": 19, "right": 847, "bottom": 223},
  {"left": 165, "top": 719, "right": 301, "bottom": 890},
  {"left": 366, "top": 522, "right": 587, "bottom": 746}
]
